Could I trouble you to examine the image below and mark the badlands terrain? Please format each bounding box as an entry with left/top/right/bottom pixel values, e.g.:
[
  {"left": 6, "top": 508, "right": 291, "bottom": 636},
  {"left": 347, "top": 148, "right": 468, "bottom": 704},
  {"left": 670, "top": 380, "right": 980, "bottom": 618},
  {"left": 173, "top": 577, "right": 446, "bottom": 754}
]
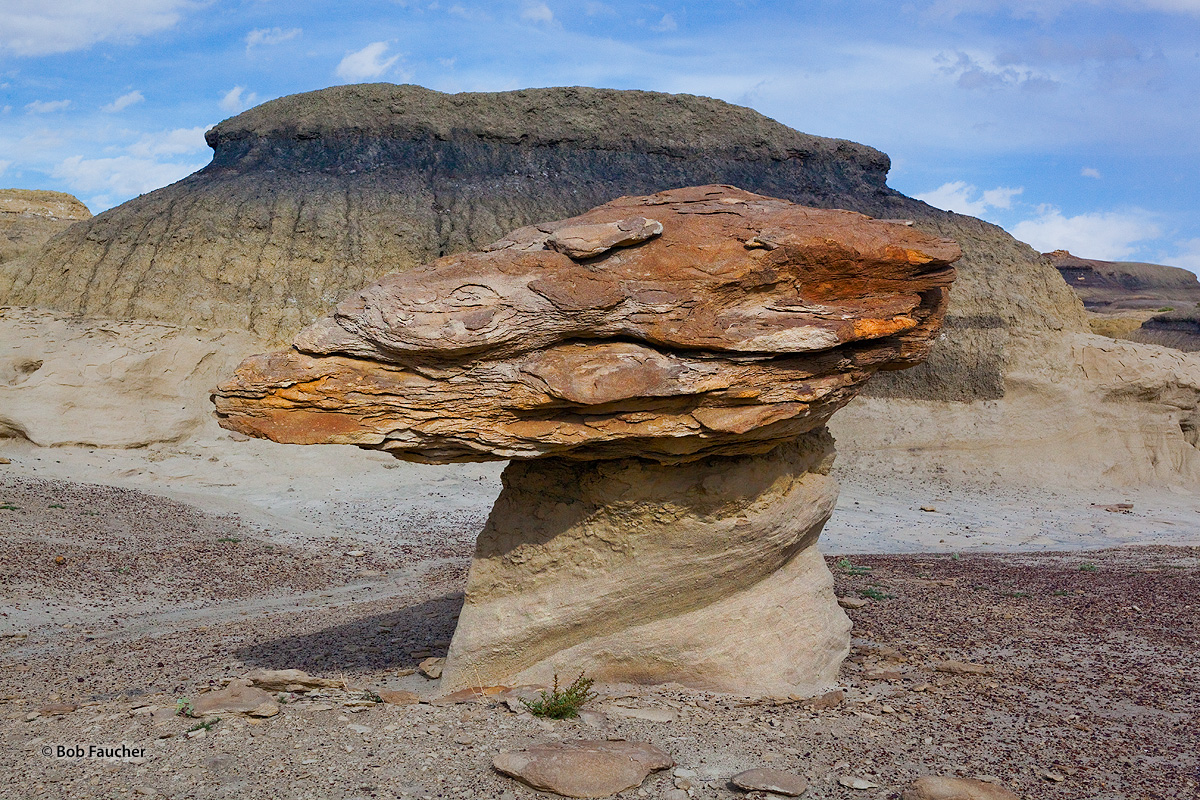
[{"left": 2, "top": 85, "right": 1199, "bottom": 799}]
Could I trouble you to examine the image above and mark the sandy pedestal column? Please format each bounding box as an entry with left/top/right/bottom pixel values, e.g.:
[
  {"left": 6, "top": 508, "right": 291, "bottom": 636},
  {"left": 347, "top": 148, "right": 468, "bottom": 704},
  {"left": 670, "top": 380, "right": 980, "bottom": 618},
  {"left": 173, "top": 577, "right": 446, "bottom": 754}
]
[{"left": 441, "top": 429, "right": 851, "bottom": 697}]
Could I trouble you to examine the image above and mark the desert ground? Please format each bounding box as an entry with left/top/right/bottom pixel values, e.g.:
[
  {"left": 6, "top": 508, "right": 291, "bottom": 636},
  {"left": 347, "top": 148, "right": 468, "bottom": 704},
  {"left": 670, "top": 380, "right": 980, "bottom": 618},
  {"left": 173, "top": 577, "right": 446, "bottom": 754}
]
[{"left": 1, "top": 432, "right": 1197, "bottom": 800}]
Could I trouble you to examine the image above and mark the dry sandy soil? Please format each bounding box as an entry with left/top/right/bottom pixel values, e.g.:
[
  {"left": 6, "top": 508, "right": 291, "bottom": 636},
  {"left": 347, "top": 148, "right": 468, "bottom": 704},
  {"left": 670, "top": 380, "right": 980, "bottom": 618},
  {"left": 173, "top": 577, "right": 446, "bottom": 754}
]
[{"left": 1, "top": 439, "right": 1198, "bottom": 800}]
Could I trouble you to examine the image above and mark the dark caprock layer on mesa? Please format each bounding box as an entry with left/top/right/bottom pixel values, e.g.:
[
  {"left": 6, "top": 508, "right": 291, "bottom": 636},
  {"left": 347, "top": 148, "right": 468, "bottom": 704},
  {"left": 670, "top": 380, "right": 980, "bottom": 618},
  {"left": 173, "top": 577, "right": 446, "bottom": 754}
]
[{"left": 1, "top": 84, "right": 1088, "bottom": 402}]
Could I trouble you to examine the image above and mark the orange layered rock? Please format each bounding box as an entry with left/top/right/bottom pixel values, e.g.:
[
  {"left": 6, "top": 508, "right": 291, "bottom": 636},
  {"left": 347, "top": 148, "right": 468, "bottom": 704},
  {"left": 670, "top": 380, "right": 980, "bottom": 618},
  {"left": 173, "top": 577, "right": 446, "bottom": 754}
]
[{"left": 213, "top": 185, "right": 958, "bottom": 463}]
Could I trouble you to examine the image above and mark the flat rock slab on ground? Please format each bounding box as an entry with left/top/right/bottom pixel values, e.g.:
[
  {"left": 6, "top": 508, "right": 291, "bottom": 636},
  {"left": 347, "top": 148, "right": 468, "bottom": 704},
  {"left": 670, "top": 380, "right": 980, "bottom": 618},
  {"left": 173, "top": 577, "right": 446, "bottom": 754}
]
[
  {"left": 492, "top": 739, "right": 673, "bottom": 798},
  {"left": 902, "top": 776, "right": 1021, "bottom": 800},
  {"left": 731, "top": 767, "right": 809, "bottom": 796},
  {"left": 187, "top": 681, "right": 276, "bottom": 717}
]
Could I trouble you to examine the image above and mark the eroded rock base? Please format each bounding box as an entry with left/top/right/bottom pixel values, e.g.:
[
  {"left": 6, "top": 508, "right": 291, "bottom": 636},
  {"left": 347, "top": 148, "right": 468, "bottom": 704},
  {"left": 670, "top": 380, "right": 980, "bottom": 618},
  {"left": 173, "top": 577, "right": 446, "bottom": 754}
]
[{"left": 442, "top": 429, "right": 851, "bottom": 696}]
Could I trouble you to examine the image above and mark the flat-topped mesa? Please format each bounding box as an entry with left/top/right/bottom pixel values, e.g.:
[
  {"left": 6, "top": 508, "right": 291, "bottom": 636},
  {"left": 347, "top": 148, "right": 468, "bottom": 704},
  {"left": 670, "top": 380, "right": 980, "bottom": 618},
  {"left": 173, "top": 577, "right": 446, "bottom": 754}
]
[{"left": 214, "top": 185, "right": 959, "bottom": 464}]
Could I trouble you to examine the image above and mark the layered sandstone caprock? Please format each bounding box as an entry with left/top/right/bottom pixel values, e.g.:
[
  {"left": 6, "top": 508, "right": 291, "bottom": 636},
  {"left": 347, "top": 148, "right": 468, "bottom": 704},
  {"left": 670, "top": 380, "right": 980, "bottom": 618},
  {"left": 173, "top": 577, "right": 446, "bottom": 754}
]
[
  {"left": 214, "top": 185, "right": 958, "bottom": 464},
  {"left": 440, "top": 432, "right": 850, "bottom": 695}
]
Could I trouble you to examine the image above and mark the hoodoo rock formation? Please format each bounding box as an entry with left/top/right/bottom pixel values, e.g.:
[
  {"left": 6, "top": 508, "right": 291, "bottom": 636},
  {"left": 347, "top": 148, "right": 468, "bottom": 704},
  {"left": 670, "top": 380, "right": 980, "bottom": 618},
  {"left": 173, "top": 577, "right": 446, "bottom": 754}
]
[{"left": 215, "top": 186, "right": 959, "bottom": 693}]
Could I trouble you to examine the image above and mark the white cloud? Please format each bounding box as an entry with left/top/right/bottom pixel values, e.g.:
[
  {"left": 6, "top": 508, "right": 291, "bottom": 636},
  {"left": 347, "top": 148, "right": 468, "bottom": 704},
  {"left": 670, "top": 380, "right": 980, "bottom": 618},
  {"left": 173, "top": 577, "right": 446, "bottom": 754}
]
[
  {"left": 219, "top": 86, "right": 258, "bottom": 114},
  {"left": 245, "top": 27, "right": 301, "bottom": 49},
  {"left": 926, "top": 0, "right": 1200, "bottom": 19},
  {"left": 521, "top": 2, "right": 555, "bottom": 23},
  {"left": 1081, "top": 167, "right": 1103, "bottom": 179},
  {"left": 0, "top": 160, "right": 10, "bottom": 175},
  {"left": 128, "top": 126, "right": 209, "bottom": 158},
  {"left": 335, "top": 42, "right": 401, "bottom": 80},
  {"left": 653, "top": 13, "right": 678, "bottom": 31},
  {"left": 936, "top": 50, "right": 1059, "bottom": 93},
  {"left": 25, "top": 100, "right": 71, "bottom": 115},
  {"left": 915, "top": 181, "right": 1023, "bottom": 216},
  {"left": 1167, "top": 238, "right": 1200, "bottom": 272},
  {"left": 25, "top": 99, "right": 71, "bottom": 114},
  {"left": 102, "top": 90, "right": 145, "bottom": 113},
  {"left": 51, "top": 154, "right": 204, "bottom": 209},
  {"left": 0, "top": 0, "right": 198, "bottom": 57},
  {"left": 1011, "top": 206, "right": 1161, "bottom": 259}
]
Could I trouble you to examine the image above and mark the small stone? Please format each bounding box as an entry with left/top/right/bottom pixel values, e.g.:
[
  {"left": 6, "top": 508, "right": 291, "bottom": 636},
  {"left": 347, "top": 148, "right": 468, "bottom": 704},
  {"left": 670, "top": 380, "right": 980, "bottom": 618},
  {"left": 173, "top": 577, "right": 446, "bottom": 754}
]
[
  {"left": 246, "top": 701, "right": 280, "bottom": 718},
  {"left": 663, "top": 790, "right": 690, "bottom": 800},
  {"left": 419, "top": 657, "right": 445, "bottom": 679},
  {"left": 920, "top": 505, "right": 937, "bottom": 512},
  {"left": 934, "top": 660, "right": 994, "bottom": 676},
  {"left": 1038, "top": 769, "right": 1065, "bottom": 782},
  {"left": 186, "top": 728, "right": 206, "bottom": 739},
  {"left": 838, "top": 596, "right": 869, "bottom": 609},
  {"left": 347, "top": 723, "right": 372, "bottom": 734},
  {"left": 731, "top": 767, "right": 809, "bottom": 796},
  {"left": 545, "top": 217, "right": 664, "bottom": 259},
  {"left": 798, "top": 689, "right": 844, "bottom": 710},
  {"left": 839, "top": 776, "right": 880, "bottom": 790},
  {"left": 0, "top": 457, "right": 10, "bottom": 464},
  {"left": 576, "top": 710, "right": 608, "bottom": 728},
  {"left": 24, "top": 712, "right": 39, "bottom": 722},
  {"left": 493, "top": 739, "right": 673, "bottom": 798},
  {"left": 39, "top": 702, "right": 77, "bottom": 716},
  {"left": 900, "top": 776, "right": 1021, "bottom": 800},
  {"left": 345, "top": 550, "right": 366, "bottom": 557},
  {"left": 863, "top": 668, "right": 903, "bottom": 681},
  {"left": 377, "top": 689, "right": 421, "bottom": 706}
]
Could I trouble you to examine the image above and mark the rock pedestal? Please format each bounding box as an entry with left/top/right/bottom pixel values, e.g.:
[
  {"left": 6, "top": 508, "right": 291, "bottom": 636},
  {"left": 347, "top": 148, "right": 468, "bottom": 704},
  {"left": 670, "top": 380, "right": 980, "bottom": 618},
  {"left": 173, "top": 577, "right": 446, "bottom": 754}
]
[
  {"left": 441, "top": 429, "right": 849, "bottom": 695},
  {"left": 214, "top": 185, "right": 958, "bottom": 694}
]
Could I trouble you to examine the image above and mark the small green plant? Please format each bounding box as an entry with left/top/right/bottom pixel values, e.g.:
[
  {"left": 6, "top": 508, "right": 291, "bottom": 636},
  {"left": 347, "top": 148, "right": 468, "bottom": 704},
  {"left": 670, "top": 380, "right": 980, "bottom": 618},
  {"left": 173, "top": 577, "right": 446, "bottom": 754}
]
[
  {"left": 858, "top": 586, "right": 895, "bottom": 601},
  {"left": 362, "top": 689, "right": 383, "bottom": 704},
  {"left": 175, "top": 697, "right": 196, "bottom": 718},
  {"left": 1155, "top": 307, "right": 1174, "bottom": 313},
  {"left": 1079, "top": 562, "right": 1097, "bottom": 572},
  {"left": 0, "top": 503, "right": 18, "bottom": 511},
  {"left": 521, "top": 673, "right": 598, "bottom": 719},
  {"left": 951, "top": 553, "right": 961, "bottom": 561},
  {"left": 836, "top": 558, "right": 873, "bottom": 576},
  {"left": 186, "top": 718, "right": 220, "bottom": 733},
  {"left": 48, "top": 503, "right": 64, "bottom": 509},
  {"left": 216, "top": 537, "right": 242, "bottom": 544}
]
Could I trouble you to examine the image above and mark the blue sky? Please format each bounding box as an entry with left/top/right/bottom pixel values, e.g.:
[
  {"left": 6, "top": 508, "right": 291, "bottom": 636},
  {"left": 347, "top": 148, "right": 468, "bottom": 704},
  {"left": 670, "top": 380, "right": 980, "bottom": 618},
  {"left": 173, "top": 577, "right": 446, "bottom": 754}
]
[{"left": 2, "top": 1, "right": 1198, "bottom": 272}]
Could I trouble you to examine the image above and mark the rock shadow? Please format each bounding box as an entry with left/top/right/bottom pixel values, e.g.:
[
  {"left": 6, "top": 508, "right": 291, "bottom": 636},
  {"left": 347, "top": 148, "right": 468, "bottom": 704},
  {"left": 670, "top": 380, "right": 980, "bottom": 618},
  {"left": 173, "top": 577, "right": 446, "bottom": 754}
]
[{"left": 234, "top": 592, "right": 464, "bottom": 674}]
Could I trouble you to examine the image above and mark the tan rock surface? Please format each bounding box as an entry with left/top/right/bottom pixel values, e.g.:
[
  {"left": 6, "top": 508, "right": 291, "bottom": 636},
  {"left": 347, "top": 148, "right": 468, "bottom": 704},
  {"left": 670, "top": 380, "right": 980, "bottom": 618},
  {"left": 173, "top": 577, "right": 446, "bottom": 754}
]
[
  {"left": 901, "top": 776, "right": 1021, "bottom": 800},
  {"left": 215, "top": 186, "right": 957, "bottom": 464},
  {"left": 492, "top": 739, "right": 673, "bottom": 798},
  {"left": 188, "top": 680, "right": 276, "bottom": 717},
  {"left": 440, "top": 432, "right": 850, "bottom": 695},
  {"left": 0, "top": 308, "right": 257, "bottom": 447}
]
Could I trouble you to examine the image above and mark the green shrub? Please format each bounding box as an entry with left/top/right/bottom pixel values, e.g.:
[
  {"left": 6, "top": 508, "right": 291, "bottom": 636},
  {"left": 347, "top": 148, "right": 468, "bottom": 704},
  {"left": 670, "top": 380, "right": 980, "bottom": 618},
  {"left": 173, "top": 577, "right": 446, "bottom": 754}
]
[{"left": 522, "top": 673, "right": 597, "bottom": 719}]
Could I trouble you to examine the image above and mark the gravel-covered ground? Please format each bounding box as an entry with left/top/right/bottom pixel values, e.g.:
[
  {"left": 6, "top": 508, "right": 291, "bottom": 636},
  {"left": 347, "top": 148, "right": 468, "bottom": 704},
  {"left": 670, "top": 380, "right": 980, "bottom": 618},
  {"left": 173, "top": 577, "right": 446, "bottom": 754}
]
[{"left": 1, "top": 474, "right": 1198, "bottom": 800}]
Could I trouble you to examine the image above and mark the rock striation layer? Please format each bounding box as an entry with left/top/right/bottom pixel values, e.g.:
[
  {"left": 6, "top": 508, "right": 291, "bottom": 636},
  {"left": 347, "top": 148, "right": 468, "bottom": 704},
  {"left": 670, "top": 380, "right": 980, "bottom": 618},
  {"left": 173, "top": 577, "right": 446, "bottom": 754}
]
[
  {"left": 0, "top": 189, "right": 90, "bottom": 266},
  {"left": 214, "top": 186, "right": 958, "bottom": 464},
  {"left": 214, "top": 186, "right": 956, "bottom": 693},
  {"left": 442, "top": 433, "right": 849, "bottom": 693}
]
